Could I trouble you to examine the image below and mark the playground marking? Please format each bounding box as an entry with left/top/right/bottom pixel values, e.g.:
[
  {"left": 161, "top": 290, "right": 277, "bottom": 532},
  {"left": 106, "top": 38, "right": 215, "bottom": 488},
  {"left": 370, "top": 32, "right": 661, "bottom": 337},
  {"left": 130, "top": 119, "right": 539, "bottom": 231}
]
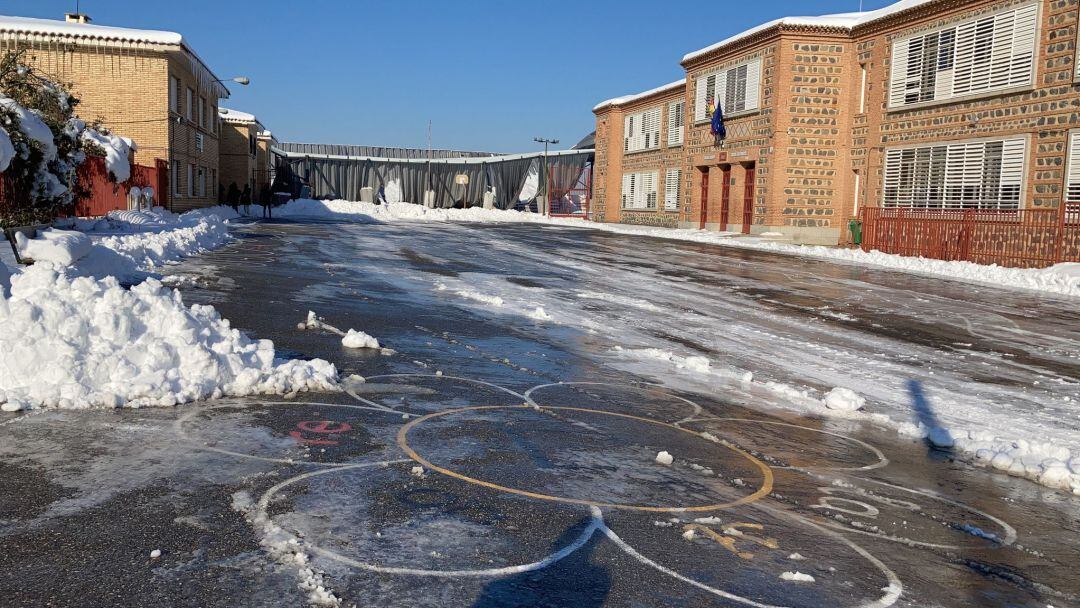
[
  {"left": 686, "top": 417, "right": 889, "bottom": 472},
  {"left": 524, "top": 381, "right": 704, "bottom": 421},
  {"left": 397, "top": 404, "right": 773, "bottom": 513}
]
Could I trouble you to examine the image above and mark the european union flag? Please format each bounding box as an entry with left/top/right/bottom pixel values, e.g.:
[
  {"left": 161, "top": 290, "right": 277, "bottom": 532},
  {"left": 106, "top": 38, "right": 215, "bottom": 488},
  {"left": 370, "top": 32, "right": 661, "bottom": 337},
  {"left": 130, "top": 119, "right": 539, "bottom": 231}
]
[{"left": 710, "top": 99, "right": 726, "bottom": 142}]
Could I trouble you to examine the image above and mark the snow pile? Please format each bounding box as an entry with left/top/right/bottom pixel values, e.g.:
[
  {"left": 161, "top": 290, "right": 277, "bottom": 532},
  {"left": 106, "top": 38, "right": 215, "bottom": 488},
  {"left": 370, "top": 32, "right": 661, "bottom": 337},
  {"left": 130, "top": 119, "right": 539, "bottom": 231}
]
[
  {"left": 14, "top": 229, "right": 92, "bottom": 265},
  {"left": 80, "top": 129, "right": 135, "bottom": 182},
  {"left": 263, "top": 198, "right": 1080, "bottom": 299},
  {"left": 0, "top": 266, "right": 337, "bottom": 412},
  {"left": 11, "top": 207, "right": 238, "bottom": 283},
  {"left": 612, "top": 347, "right": 713, "bottom": 375},
  {"left": 780, "top": 571, "right": 815, "bottom": 583},
  {"left": 341, "top": 329, "right": 380, "bottom": 349},
  {"left": 655, "top": 451, "right": 674, "bottom": 465},
  {"left": 823, "top": 387, "right": 866, "bottom": 412}
]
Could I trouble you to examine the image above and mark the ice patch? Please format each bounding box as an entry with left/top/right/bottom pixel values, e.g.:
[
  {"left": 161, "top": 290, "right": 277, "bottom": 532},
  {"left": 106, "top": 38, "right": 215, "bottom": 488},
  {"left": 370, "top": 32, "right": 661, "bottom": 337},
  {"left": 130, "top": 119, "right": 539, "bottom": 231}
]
[{"left": 780, "top": 571, "right": 815, "bottom": 583}]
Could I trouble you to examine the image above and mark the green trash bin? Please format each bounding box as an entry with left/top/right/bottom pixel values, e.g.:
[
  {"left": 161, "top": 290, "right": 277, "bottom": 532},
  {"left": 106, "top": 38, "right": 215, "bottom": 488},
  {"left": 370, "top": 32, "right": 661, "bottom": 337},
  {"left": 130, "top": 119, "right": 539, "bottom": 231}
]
[{"left": 849, "top": 219, "right": 863, "bottom": 246}]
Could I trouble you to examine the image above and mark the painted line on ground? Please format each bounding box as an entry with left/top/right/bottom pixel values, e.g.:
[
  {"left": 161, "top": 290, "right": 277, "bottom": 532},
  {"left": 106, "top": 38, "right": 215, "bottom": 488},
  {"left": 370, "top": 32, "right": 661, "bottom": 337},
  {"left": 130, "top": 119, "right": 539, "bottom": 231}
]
[
  {"left": 685, "top": 417, "right": 889, "bottom": 472},
  {"left": 524, "top": 381, "right": 704, "bottom": 421},
  {"left": 397, "top": 404, "right": 773, "bottom": 513}
]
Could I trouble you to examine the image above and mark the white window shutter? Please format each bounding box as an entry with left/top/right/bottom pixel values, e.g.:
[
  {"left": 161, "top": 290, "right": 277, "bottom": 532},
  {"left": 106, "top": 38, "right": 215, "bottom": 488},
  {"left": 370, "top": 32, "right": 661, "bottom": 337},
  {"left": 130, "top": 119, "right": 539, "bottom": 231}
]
[
  {"left": 694, "top": 75, "right": 710, "bottom": 122},
  {"left": 884, "top": 138, "right": 1026, "bottom": 210},
  {"left": 713, "top": 73, "right": 727, "bottom": 117},
  {"left": 1009, "top": 4, "right": 1038, "bottom": 87},
  {"left": 745, "top": 58, "right": 762, "bottom": 111},
  {"left": 667, "top": 101, "right": 684, "bottom": 146},
  {"left": 665, "top": 169, "right": 681, "bottom": 211},
  {"left": 889, "top": 37, "right": 911, "bottom": 108},
  {"left": 1067, "top": 132, "right": 1080, "bottom": 205}
]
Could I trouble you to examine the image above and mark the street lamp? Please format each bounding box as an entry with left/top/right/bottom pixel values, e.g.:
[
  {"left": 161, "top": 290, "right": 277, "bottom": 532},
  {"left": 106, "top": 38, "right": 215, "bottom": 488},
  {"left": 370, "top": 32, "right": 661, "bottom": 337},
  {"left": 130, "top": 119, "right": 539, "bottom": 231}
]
[
  {"left": 534, "top": 137, "right": 559, "bottom": 216},
  {"left": 213, "top": 76, "right": 251, "bottom": 86}
]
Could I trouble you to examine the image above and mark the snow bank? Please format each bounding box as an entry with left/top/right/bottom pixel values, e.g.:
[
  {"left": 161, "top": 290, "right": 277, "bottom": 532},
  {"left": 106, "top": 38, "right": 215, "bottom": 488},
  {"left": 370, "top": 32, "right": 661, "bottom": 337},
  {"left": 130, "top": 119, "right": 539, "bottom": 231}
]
[
  {"left": 12, "top": 206, "right": 239, "bottom": 283},
  {"left": 261, "top": 199, "right": 1080, "bottom": 299},
  {"left": 823, "top": 387, "right": 865, "bottom": 412},
  {"left": 0, "top": 266, "right": 337, "bottom": 412},
  {"left": 80, "top": 129, "right": 136, "bottom": 182}
]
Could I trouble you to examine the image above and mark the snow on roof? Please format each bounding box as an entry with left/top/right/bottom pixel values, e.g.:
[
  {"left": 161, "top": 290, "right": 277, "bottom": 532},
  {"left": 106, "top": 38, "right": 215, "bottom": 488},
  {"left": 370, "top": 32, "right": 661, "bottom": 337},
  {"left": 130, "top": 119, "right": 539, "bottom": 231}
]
[
  {"left": 681, "top": 0, "right": 936, "bottom": 63},
  {"left": 593, "top": 78, "right": 686, "bottom": 112},
  {"left": 219, "top": 107, "right": 258, "bottom": 124},
  {"left": 0, "top": 14, "right": 228, "bottom": 99},
  {"left": 0, "top": 14, "right": 183, "bottom": 45}
]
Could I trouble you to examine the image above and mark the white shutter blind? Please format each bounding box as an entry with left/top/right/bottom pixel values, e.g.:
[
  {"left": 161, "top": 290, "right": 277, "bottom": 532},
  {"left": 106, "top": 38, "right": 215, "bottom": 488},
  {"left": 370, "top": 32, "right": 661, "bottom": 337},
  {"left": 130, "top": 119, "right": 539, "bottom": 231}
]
[
  {"left": 745, "top": 58, "right": 762, "bottom": 111},
  {"left": 622, "top": 173, "right": 633, "bottom": 209},
  {"left": 694, "top": 74, "right": 711, "bottom": 122},
  {"left": 644, "top": 172, "right": 658, "bottom": 209},
  {"left": 664, "top": 169, "right": 681, "bottom": 211},
  {"left": 643, "top": 107, "right": 661, "bottom": 150},
  {"left": 1067, "top": 132, "right": 1080, "bottom": 206},
  {"left": 667, "top": 101, "right": 684, "bottom": 146},
  {"left": 889, "top": 3, "right": 1037, "bottom": 109},
  {"left": 883, "top": 137, "right": 1026, "bottom": 209}
]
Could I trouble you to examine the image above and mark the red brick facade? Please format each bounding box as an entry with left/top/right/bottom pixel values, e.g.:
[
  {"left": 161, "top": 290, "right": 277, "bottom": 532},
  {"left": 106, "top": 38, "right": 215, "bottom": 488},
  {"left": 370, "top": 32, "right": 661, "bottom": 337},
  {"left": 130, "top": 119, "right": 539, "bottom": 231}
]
[{"left": 594, "top": 0, "right": 1080, "bottom": 246}]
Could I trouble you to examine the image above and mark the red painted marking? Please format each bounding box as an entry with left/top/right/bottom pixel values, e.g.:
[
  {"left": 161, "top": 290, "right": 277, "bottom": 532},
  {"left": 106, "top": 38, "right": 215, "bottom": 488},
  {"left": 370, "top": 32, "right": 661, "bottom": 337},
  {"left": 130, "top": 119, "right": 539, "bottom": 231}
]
[
  {"left": 290, "top": 420, "right": 352, "bottom": 445},
  {"left": 297, "top": 420, "right": 352, "bottom": 434},
  {"left": 289, "top": 431, "right": 338, "bottom": 445}
]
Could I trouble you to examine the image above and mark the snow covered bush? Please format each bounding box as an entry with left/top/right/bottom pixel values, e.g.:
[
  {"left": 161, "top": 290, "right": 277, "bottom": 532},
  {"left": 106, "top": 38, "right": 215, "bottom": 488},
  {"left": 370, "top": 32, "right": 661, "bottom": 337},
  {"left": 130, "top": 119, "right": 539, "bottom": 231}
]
[{"left": 0, "top": 50, "right": 132, "bottom": 226}]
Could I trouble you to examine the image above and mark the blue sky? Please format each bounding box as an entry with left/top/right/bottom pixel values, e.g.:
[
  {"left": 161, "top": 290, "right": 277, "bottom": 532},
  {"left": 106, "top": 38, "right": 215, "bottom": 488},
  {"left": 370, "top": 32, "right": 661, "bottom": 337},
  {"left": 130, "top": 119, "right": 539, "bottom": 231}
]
[{"left": 15, "top": 1, "right": 894, "bottom": 152}]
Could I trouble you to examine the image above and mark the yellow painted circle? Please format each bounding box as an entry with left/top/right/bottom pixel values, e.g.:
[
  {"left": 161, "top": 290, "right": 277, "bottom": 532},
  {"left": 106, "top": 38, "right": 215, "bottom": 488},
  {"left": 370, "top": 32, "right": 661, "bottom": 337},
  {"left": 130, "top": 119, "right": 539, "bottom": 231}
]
[{"left": 397, "top": 405, "right": 774, "bottom": 513}]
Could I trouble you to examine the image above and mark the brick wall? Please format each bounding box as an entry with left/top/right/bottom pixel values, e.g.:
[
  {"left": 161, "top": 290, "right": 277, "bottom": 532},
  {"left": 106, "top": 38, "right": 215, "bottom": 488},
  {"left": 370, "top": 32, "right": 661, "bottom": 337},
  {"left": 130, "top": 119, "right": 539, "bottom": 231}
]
[
  {"left": 0, "top": 36, "right": 225, "bottom": 212},
  {"left": 590, "top": 0, "right": 1080, "bottom": 247},
  {"left": 219, "top": 121, "right": 256, "bottom": 193}
]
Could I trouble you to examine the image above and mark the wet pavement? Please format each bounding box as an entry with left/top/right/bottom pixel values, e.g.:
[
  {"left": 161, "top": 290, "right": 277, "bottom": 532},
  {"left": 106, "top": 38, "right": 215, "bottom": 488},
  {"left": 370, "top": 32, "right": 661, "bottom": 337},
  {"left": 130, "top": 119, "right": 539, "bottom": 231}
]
[{"left": 1, "top": 217, "right": 1079, "bottom": 607}]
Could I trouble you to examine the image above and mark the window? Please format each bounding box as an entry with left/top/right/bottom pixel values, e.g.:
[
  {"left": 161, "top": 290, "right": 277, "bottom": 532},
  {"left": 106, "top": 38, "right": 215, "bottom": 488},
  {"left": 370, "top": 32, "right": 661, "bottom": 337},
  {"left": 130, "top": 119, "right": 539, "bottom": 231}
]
[
  {"left": 198, "top": 97, "right": 206, "bottom": 129},
  {"left": 1066, "top": 131, "right": 1080, "bottom": 211},
  {"left": 888, "top": 3, "right": 1038, "bottom": 109},
  {"left": 667, "top": 101, "right": 684, "bottom": 146},
  {"left": 210, "top": 105, "right": 217, "bottom": 134},
  {"left": 196, "top": 166, "right": 206, "bottom": 198},
  {"left": 694, "top": 57, "right": 762, "bottom": 122},
  {"left": 858, "top": 64, "right": 868, "bottom": 114},
  {"left": 169, "top": 76, "right": 180, "bottom": 113},
  {"left": 621, "top": 171, "right": 658, "bottom": 210},
  {"left": 187, "top": 164, "right": 195, "bottom": 197},
  {"left": 882, "top": 137, "right": 1026, "bottom": 209},
  {"left": 624, "top": 107, "right": 662, "bottom": 153},
  {"left": 172, "top": 162, "right": 181, "bottom": 196},
  {"left": 664, "top": 169, "right": 681, "bottom": 211},
  {"left": 186, "top": 88, "right": 194, "bottom": 121}
]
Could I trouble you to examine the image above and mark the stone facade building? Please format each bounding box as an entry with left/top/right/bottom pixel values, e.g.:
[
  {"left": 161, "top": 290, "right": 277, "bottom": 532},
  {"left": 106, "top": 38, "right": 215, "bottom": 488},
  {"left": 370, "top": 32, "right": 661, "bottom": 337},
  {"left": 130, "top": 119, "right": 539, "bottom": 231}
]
[
  {"left": 593, "top": 0, "right": 1080, "bottom": 246},
  {"left": 0, "top": 13, "right": 231, "bottom": 212}
]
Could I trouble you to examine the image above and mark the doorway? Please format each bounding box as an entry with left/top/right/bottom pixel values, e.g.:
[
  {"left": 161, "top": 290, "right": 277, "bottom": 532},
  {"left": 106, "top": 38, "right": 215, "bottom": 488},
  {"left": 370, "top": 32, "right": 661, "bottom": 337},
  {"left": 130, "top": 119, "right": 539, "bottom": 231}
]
[
  {"left": 719, "top": 165, "right": 732, "bottom": 230},
  {"left": 698, "top": 168, "right": 709, "bottom": 229},
  {"left": 742, "top": 163, "right": 756, "bottom": 234}
]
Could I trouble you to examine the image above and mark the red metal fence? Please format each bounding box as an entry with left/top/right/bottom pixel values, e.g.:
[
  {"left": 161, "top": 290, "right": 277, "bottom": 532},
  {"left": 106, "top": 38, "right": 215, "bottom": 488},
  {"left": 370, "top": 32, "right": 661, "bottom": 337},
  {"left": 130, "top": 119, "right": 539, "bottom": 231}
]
[
  {"left": 0, "top": 156, "right": 168, "bottom": 219},
  {"left": 74, "top": 156, "right": 168, "bottom": 217},
  {"left": 860, "top": 206, "right": 1080, "bottom": 268}
]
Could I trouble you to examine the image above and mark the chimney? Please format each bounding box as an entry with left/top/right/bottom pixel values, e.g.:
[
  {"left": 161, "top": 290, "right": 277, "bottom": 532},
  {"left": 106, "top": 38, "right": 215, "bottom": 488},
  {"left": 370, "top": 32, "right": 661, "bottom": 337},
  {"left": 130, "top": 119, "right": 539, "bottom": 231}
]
[{"left": 64, "top": 13, "right": 92, "bottom": 24}]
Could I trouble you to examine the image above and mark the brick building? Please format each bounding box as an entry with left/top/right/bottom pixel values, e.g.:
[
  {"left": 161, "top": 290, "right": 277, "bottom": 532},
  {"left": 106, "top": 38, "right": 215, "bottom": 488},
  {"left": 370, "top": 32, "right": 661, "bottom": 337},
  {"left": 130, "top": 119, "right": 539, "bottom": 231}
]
[
  {"left": 218, "top": 108, "right": 274, "bottom": 196},
  {"left": 0, "top": 13, "right": 231, "bottom": 212},
  {"left": 593, "top": 0, "right": 1080, "bottom": 246}
]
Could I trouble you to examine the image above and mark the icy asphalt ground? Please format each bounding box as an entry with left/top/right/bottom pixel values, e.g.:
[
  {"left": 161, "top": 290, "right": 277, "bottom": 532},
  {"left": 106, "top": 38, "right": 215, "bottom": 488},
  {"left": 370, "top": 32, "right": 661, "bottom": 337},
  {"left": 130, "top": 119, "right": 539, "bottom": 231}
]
[{"left": 1, "top": 217, "right": 1079, "bottom": 607}]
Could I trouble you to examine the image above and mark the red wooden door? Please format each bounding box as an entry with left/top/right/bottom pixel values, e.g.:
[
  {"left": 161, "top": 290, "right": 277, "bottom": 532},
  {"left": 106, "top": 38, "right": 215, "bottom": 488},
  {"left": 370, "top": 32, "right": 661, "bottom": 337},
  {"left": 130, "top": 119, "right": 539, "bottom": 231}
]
[
  {"left": 742, "top": 163, "right": 756, "bottom": 234},
  {"left": 719, "top": 165, "right": 732, "bottom": 229},
  {"left": 698, "top": 169, "right": 709, "bottom": 229}
]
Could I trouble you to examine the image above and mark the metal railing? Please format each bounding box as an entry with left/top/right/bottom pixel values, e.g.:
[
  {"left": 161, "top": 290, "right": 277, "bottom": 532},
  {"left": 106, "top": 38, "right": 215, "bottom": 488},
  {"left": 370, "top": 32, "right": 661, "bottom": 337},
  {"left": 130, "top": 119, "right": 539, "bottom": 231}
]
[{"left": 860, "top": 206, "right": 1080, "bottom": 268}]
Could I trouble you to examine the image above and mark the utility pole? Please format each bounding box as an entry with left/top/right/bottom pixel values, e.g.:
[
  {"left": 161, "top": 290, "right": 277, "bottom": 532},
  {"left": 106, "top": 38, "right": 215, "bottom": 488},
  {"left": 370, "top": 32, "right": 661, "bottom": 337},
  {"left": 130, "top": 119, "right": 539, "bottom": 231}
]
[{"left": 533, "top": 137, "right": 558, "bottom": 216}]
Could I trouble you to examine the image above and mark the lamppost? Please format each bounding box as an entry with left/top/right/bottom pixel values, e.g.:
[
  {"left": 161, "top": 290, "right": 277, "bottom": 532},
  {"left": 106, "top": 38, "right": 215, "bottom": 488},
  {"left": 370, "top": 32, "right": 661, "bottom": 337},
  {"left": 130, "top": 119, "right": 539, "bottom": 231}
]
[
  {"left": 533, "top": 137, "right": 559, "bottom": 216},
  {"left": 213, "top": 76, "right": 251, "bottom": 86}
]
